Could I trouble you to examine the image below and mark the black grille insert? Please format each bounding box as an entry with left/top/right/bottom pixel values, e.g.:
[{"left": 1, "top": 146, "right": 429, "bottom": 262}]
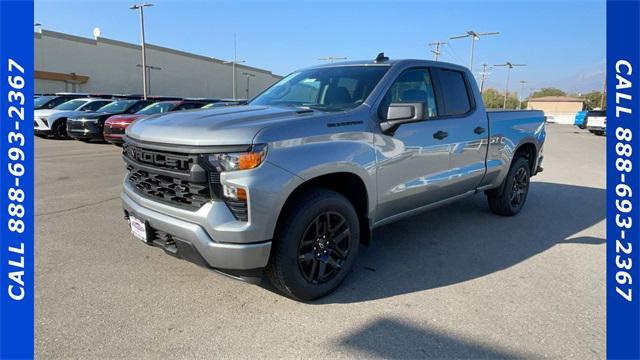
[{"left": 128, "top": 167, "right": 211, "bottom": 209}]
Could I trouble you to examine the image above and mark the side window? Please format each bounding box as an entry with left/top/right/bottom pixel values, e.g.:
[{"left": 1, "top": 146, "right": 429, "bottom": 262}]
[
  {"left": 128, "top": 101, "right": 152, "bottom": 113},
  {"left": 176, "top": 103, "right": 204, "bottom": 110},
  {"left": 83, "top": 101, "right": 110, "bottom": 111},
  {"left": 438, "top": 69, "right": 472, "bottom": 116},
  {"left": 379, "top": 68, "right": 437, "bottom": 119}
]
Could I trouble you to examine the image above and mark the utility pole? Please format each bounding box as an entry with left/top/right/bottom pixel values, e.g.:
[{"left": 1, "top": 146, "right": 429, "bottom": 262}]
[
  {"left": 223, "top": 34, "right": 246, "bottom": 100},
  {"left": 600, "top": 75, "right": 606, "bottom": 109},
  {"left": 450, "top": 30, "right": 499, "bottom": 73},
  {"left": 495, "top": 62, "right": 527, "bottom": 109},
  {"left": 517, "top": 80, "right": 530, "bottom": 109},
  {"left": 242, "top": 72, "right": 255, "bottom": 99},
  {"left": 478, "top": 63, "right": 492, "bottom": 94},
  {"left": 429, "top": 41, "right": 447, "bottom": 61},
  {"left": 130, "top": 3, "right": 153, "bottom": 100},
  {"left": 318, "top": 56, "right": 347, "bottom": 63}
]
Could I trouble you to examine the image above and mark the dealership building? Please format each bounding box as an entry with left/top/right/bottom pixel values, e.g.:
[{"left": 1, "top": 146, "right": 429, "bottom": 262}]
[
  {"left": 34, "top": 29, "right": 282, "bottom": 99},
  {"left": 527, "top": 96, "right": 585, "bottom": 124}
]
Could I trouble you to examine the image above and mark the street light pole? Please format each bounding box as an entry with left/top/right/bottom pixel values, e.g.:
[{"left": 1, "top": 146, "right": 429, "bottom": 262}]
[
  {"left": 130, "top": 3, "right": 153, "bottom": 100},
  {"left": 450, "top": 30, "right": 499, "bottom": 73},
  {"left": 223, "top": 34, "right": 246, "bottom": 100}
]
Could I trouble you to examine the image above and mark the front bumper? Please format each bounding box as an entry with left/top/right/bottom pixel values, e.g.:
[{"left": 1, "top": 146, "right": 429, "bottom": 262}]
[
  {"left": 67, "top": 119, "right": 104, "bottom": 139},
  {"left": 122, "top": 189, "right": 272, "bottom": 270},
  {"left": 34, "top": 117, "right": 51, "bottom": 135},
  {"left": 120, "top": 159, "right": 303, "bottom": 272}
]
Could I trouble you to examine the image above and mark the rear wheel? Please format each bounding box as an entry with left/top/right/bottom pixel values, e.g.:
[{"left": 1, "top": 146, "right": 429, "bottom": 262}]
[
  {"left": 52, "top": 119, "right": 69, "bottom": 139},
  {"left": 267, "top": 188, "right": 360, "bottom": 301},
  {"left": 487, "top": 156, "right": 531, "bottom": 216}
]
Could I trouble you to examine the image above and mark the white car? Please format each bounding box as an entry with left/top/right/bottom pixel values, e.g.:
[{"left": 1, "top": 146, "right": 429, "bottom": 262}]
[
  {"left": 585, "top": 110, "right": 606, "bottom": 136},
  {"left": 34, "top": 98, "right": 113, "bottom": 139}
]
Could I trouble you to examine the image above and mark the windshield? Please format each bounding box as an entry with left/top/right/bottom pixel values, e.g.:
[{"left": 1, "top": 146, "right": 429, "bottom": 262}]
[
  {"left": 250, "top": 66, "right": 389, "bottom": 112},
  {"left": 135, "top": 102, "right": 177, "bottom": 115},
  {"left": 34, "top": 96, "right": 55, "bottom": 108},
  {"left": 96, "top": 100, "right": 136, "bottom": 114},
  {"left": 588, "top": 110, "right": 606, "bottom": 117},
  {"left": 53, "top": 99, "right": 89, "bottom": 111}
]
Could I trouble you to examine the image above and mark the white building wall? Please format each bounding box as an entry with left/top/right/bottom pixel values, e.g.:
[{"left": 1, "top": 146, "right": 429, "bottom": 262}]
[{"left": 34, "top": 30, "right": 282, "bottom": 98}]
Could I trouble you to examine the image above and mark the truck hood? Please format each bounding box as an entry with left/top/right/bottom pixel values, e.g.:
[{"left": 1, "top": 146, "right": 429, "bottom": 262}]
[{"left": 126, "top": 105, "right": 316, "bottom": 146}]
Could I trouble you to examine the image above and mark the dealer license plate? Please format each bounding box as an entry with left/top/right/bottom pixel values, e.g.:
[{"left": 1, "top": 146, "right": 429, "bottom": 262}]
[{"left": 129, "top": 215, "right": 147, "bottom": 242}]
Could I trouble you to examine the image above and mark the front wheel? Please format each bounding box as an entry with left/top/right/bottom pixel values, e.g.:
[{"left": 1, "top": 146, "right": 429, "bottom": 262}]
[
  {"left": 487, "top": 156, "right": 531, "bottom": 216},
  {"left": 267, "top": 188, "right": 360, "bottom": 301},
  {"left": 52, "top": 119, "right": 69, "bottom": 139}
]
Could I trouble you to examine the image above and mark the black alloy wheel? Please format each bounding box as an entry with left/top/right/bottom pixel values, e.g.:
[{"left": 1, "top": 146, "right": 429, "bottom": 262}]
[
  {"left": 510, "top": 167, "right": 529, "bottom": 208},
  {"left": 297, "top": 211, "right": 351, "bottom": 284}
]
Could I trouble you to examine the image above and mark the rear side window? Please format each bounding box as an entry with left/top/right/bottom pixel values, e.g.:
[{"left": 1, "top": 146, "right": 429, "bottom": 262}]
[
  {"left": 437, "top": 69, "right": 472, "bottom": 116},
  {"left": 82, "top": 101, "right": 112, "bottom": 111},
  {"left": 127, "top": 101, "right": 153, "bottom": 113}
]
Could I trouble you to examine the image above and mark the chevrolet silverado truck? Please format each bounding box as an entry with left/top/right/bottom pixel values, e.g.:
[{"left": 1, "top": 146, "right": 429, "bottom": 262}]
[{"left": 121, "top": 56, "right": 545, "bottom": 300}]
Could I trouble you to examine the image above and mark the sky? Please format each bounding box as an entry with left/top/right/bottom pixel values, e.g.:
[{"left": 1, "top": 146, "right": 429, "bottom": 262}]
[{"left": 35, "top": 0, "right": 606, "bottom": 97}]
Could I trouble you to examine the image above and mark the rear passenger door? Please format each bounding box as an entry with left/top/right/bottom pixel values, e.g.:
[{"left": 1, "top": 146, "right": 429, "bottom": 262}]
[{"left": 431, "top": 68, "right": 489, "bottom": 196}]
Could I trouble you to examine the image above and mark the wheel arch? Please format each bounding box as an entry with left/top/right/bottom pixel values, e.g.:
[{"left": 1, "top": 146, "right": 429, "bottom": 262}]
[{"left": 273, "top": 171, "right": 372, "bottom": 245}]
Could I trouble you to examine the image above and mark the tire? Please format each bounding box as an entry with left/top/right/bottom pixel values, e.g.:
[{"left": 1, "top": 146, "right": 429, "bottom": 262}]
[
  {"left": 487, "top": 156, "right": 531, "bottom": 216},
  {"left": 52, "top": 119, "right": 69, "bottom": 139},
  {"left": 594, "top": 130, "right": 605, "bottom": 136},
  {"left": 266, "top": 188, "right": 360, "bottom": 301}
]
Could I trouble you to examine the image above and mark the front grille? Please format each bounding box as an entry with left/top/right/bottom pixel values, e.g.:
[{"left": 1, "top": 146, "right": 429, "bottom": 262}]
[
  {"left": 124, "top": 142, "right": 249, "bottom": 220},
  {"left": 128, "top": 166, "right": 211, "bottom": 209},
  {"left": 123, "top": 143, "right": 193, "bottom": 172},
  {"left": 108, "top": 127, "right": 126, "bottom": 135}
]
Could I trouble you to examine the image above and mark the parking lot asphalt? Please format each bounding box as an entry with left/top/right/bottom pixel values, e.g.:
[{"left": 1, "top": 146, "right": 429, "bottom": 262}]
[{"left": 35, "top": 124, "right": 605, "bottom": 359}]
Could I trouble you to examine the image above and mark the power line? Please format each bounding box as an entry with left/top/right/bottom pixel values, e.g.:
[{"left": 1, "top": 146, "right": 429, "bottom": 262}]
[{"left": 449, "top": 30, "right": 499, "bottom": 73}]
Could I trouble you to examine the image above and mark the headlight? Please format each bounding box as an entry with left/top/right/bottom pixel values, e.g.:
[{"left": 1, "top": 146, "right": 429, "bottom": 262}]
[{"left": 203, "top": 144, "right": 267, "bottom": 172}]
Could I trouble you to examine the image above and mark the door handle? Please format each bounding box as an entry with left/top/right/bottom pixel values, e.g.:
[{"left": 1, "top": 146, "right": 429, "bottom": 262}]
[
  {"left": 433, "top": 130, "right": 448, "bottom": 140},
  {"left": 474, "top": 126, "right": 486, "bottom": 134}
]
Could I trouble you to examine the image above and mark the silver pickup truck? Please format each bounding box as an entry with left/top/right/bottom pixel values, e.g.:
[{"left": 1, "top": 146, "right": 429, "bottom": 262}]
[{"left": 121, "top": 55, "right": 545, "bottom": 300}]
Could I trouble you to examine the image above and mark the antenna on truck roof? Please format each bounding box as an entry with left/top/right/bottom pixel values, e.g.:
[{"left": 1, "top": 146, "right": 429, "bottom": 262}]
[{"left": 375, "top": 52, "right": 389, "bottom": 63}]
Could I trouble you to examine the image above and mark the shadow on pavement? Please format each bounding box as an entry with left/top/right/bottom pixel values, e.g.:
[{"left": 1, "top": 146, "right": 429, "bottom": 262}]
[
  {"left": 336, "top": 318, "right": 534, "bottom": 359},
  {"left": 320, "top": 181, "right": 605, "bottom": 304}
]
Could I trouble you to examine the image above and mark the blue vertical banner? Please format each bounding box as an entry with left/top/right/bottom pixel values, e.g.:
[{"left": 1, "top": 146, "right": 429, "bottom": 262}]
[
  {"left": 0, "top": 0, "right": 35, "bottom": 359},
  {"left": 607, "top": 0, "right": 640, "bottom": 359}
]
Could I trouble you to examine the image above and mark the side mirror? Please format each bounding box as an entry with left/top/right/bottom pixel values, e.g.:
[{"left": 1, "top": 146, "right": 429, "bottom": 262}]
[{"left": 380, "top": 102, "right": 425, "bottom": 132}]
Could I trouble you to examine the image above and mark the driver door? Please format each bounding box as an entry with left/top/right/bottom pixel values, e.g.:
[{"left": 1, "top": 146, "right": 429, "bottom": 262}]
[{"left": 374, "top": 68, "right": 456, "bottom": 222}]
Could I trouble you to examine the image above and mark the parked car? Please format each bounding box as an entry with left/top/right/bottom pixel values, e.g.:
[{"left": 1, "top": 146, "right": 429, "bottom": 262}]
[
  {"left": 104, "top": 100, "right": 208, "bottom": 145},
  {"left": 585, "top": 110, "right": 606, "bottom": 135},
  {"left": 121, "top": 57, "right": 545, "bottom": 300},
  {"left": 201, "top": 99, "right": 246, "bottom": 108},
  {"left": 34, "top": 98, "right": 114, "bottom": 139},
  {"left": 67, "top": 99, "right": 155, "bottom": 142},
  {"left": 34, "top": 93, "right": 88, "bottom": 110},
  {"left": 574, "top": 110, "right": 588, "bottom": 129}
]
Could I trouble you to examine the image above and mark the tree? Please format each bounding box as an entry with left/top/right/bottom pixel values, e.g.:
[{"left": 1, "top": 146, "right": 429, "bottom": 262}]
[
  {"left": 482, "top": 88, "right": 521, "bottom": 109},
  {"left": 530, "top": 88, "right": 566, "bottom": 98},
  {"left": 582, "top": 90, "right": 605, "bottom": 110}
]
